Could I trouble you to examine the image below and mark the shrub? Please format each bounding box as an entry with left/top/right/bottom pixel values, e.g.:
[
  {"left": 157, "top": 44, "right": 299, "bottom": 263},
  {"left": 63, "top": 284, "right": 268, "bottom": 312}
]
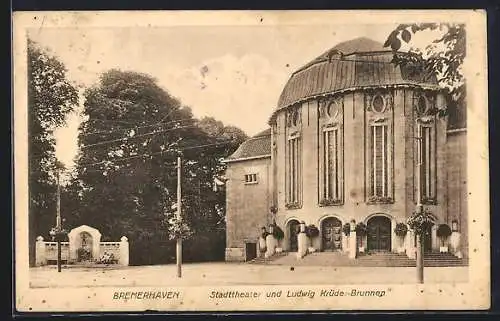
[
  {"left": 305, "top": 225, "right": 320, "bottom": 238},
  {"left": 407, "top": 209, "right": 435, "bottom": 236},
  {"left": 272, "top": 224, "right": 285, "bottom": 240},
  {"left": 355, "top": 222, "right": 367, "bottom": 236},
  {"left": 436, "top": 224, "right": 452, "bottom": 246},
  {"left": 77, "top": 247, "right": 92, "bottom": 261},
  {"left": 98, "top": 251, "right": 116, "bottom": 264},
  {"left": 394, "top": 222, "right": 408, "bottom": 237},
  {"left": 436, "top": 224, "right": 452, "bottom": 238},
  {"left": 342, "top": 223, "right": 351, "bottom": 236}
]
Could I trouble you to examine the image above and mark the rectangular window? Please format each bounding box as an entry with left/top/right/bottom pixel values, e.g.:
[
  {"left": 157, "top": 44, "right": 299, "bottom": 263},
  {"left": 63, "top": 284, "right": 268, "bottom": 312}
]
[
  {"left": 287, "top": 136, "right": 301, "bottom": 203},
  {"left": 322, "top": 128, "right": 341, "bottom": 200},
  {"left": 244, "top": 173, "right": 258, "bottom": 184},
  {"left": 419, "top": 125, "right": 435, "bottom": 200},
  {"left": 370, "top": 125, "right": 389, "bottom": 198}
]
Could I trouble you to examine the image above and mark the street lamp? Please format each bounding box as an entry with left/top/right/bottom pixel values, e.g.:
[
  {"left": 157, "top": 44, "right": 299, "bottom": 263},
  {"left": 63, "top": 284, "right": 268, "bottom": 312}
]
[
  {"left": 51, "top": 163, "right": 68, "bottom": 272},
  {"left": 49, "top": 225, "right": 67, "bottom": 272}
]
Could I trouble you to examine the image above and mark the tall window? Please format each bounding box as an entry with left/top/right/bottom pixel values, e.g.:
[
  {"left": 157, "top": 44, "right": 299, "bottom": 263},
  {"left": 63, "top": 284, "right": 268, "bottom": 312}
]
[
  {"left": 419, "top": 124, "right": 435, "bottom": 200},
  {"left": 322, "top": 128, "right": 341, "bottom": 200},
  {"left": 287, "top": 136, "right": 301, "bottom": 204},
  {"left": 370, "top": 124, "right": 389, "bottom": 198}
]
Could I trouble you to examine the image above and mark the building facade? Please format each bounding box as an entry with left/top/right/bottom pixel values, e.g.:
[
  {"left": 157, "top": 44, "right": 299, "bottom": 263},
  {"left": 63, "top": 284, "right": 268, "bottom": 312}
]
[{"left": 224, "top": 38, "right": 467, "bottom": 262}]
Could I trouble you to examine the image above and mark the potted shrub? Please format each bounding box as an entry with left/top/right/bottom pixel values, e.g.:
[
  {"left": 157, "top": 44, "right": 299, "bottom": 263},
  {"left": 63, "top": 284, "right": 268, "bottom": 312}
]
[
  {"left": 305, "top": 224, "right": 319, "bottom": 252},
  {"left": 271, "top": 224, "right": 284, "bottom": 252},
  {"left": 342, "top": 223, "right": 351, "bottom": 236},
  {"left": 305, "top": 225, "right": 319, "bottom": 238},
  {"left": 355, "top": 222, "right": 367, "bottom": 253},
  {"left": 437, "top": 224, "right": 452, "bottom": 253},
  {"left": 394, "top": 222, "right": 408, "bottom": 254}
]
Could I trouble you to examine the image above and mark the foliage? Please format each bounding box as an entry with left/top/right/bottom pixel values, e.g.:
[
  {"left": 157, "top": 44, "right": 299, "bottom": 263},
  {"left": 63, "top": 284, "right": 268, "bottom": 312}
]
[
  {"left": 166, "top": 215, "right": 193, "bottom": 241},
  {"left": 407, "top": 208, "right": 436, "bottom": 236},
  {"left": 98, "top": 252, "right": 117, "bottom": 264},
  {"left": 394, "top": 222, "right": 409, "bottom": 237},
  {"left": 271, "top": 224, "right": 285, "bottom": 240},
  {"left": 384, "top": 23, "right": 466, "bottom": 120},
  {"left": 355, "top": 222, "right": 367, "bottom": 236},
  {"left": 28, "top": 39, "right": 79, "bottom": 265},
  {"left": 436, "top": 224, "right": 452, "bottom": 238},
  {"left": 342, "top": 223, "right": 351, "bottom": 236},
  {"left": 305, "top": 225, "right": 320, "bottom": 238},
  {"left": 72, "top": 69, "right": 247, "bottom": 265}
]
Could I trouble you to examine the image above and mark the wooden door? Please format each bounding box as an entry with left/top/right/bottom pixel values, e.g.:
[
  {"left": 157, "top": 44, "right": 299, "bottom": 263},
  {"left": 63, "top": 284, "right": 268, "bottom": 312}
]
[
  {"left": 321, "top": 217, "right": 342, "bottom": 251},
  {"left": 289, "top": 221, "right": 299, "bottom": 252},
  {"left": 367, "top": 216, "right": 392, "bottom": 251}
]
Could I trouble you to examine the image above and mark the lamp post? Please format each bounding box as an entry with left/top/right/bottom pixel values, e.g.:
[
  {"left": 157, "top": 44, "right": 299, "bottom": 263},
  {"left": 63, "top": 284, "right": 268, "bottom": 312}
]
[
  {"left": 415, "top": 125, "right": 424, "bottom": 284},
  {"left": 176, "top": 155, "right": 182, "bottom": 278},
  {"left": 50, "top": 165, "right": 67, "bottom": 272}
]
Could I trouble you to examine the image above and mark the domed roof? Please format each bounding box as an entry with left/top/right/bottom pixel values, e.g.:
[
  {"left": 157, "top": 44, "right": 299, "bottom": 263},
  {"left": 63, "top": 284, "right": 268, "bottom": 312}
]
[{"left": 273, "top": 37, "right": 438, "bottom": 117}]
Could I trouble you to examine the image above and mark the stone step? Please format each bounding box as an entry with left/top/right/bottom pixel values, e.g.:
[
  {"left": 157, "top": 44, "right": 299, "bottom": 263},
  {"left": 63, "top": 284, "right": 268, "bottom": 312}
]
[{"left": 250, "top": 251, "right": 468, "bottom": 267}]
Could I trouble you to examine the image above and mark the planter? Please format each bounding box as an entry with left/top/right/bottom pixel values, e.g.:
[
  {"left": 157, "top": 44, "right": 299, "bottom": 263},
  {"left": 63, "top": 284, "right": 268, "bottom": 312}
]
[
  {"left": 358, "top": 246, "right": 365, "bottom": 253},
  {"left": 439, "top": 246, "right": 449, "bottom": 253}
]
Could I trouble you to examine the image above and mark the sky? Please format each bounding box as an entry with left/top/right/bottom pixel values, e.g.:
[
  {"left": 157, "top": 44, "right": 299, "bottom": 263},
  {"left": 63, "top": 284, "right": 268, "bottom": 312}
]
[{"left": 28, "top": 22, "right": 408, "bottom": 168}]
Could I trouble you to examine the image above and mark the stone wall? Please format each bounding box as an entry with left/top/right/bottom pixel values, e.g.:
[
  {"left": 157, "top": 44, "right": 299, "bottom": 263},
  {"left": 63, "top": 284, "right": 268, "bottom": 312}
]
[
  {"left": 446, "top": 129, "right": 468, "bottom": 258},
  {"left": 35, "top": 225, "right": 129, "bottom": 266},
  {"left": 225, "top": 157, "right": 271, "bottom": 261}
]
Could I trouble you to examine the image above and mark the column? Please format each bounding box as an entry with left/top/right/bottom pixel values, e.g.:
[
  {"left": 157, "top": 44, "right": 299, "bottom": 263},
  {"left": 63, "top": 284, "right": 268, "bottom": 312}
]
[
  {"left": 391, "top": 218, "right": 397, "bottom": 252},
  {"left": 35, "top": 236, "right": 46, "bottom": 266},
  {"left": 119, "top": 236, "right": 129, "bottom": 266},
  {"left": 349, "top": 222, "right": 357, "bottom": 259},
  {"left": 265, "top": 234, "right": 277, "bottom": 258},
  {"left": 406, "top": 229, "right": 416, "bottom": 259},
  {"left": 431, "top": 225, "right": 439, "bottom": 252},
  {"left": 450, "top": 231, "right": 462, "bottom": 258}
]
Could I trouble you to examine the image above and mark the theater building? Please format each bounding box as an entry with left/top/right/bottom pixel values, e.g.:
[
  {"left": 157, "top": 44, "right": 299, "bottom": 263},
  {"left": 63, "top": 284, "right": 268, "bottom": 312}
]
[{"left": 224, "top": 37, "right": 467, "bottom": 262}]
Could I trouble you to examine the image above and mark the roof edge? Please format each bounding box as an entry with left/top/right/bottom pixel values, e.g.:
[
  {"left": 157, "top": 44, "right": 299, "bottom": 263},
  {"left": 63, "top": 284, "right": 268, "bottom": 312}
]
[
  {"left": 269, "top": 83, "right": 444, "bottom": 125},
  {"left": 223, "top": 154, "right": 271, "bottom": 164}
]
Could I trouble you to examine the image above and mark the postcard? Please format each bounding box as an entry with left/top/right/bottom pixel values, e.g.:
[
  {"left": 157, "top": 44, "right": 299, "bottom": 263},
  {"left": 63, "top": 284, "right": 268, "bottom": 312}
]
[{"left": 13, "top": 10, "right": 489, "bottom": 312}]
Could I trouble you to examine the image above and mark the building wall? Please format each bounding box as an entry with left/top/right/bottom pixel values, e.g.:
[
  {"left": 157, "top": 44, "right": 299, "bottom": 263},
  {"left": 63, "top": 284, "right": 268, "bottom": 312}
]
[
  {"left": 225, "top": 157, "right": 271, "bottom": 261},
  {"left": 446, "top": 130, "right": 468, "bottom": 258},
  {"left": 273, "top": 88, "right": 450, "bottom": 252}
]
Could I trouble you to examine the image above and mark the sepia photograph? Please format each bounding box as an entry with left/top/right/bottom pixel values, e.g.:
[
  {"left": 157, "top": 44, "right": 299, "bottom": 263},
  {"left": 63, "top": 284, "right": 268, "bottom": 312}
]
[{"left": 13, "top": 10, "right": 489, "bottom": 312}]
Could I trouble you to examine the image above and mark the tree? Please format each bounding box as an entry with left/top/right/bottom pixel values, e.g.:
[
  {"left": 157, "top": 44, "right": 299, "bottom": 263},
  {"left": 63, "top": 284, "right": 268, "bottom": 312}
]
[
  {"left": 28, "top": 39, "right": 78, "bottom": 265},
  {"left": 75, "top": 69, "right": 247, "bottom": 265},
  {"left": 384, "top": 23, "right": 466, "bottom": 127}
]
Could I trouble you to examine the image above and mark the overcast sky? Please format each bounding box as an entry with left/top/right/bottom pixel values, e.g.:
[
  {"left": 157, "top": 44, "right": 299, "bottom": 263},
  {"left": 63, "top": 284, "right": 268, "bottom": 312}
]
[{"left": 29, "top": 22, "right": 405, "bottom": 167}]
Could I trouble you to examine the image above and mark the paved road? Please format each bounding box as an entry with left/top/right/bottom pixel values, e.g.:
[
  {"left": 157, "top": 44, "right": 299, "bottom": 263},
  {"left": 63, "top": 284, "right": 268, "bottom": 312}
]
[{"left": 30, "top": 262, "right": 468, "bottom": 288}]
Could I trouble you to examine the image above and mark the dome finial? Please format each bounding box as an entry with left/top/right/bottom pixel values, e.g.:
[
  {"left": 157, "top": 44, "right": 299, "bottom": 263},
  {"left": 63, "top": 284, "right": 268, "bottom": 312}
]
[{"left": 327, "top": 49, "right": 344, "bottom": 62}]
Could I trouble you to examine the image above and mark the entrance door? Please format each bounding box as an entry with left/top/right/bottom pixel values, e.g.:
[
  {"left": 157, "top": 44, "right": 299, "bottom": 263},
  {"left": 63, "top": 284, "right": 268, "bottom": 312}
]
[
  {"left": 288, "top": 220, "right": 300, "bottom": 252},
  {"left": 321, "top": 217, "right": 342, "bottom": 251},
  {"left": 423, "top": 224, "right": 433, "bottom": 253},
  {"left": 245, "top": 242, "right": 257, "bottom": 261},
  {"left": 367, "top": 216, "right": 392, "bottom": 251}
]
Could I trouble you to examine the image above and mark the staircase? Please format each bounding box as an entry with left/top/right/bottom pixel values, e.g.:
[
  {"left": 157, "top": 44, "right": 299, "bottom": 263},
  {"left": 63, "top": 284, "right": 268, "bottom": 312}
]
[
  {"left": 249, "top": 251, "right": 467, "bottom": 267},
  {"left": 249, "top": 251, "right": 288, "bottom": 264},
  {"left": 422, "top": 252, "right": 468, "bottom": 267},
  {"left": 355, "top": 252, "right": 415, "bottom": 267}
]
